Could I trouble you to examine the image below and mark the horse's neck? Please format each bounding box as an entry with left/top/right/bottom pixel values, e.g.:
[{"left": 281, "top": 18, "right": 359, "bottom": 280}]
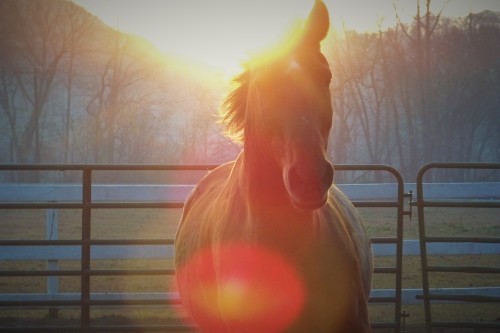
[{"left": 238, "top": 140, "right": 292, "bottom": 213}]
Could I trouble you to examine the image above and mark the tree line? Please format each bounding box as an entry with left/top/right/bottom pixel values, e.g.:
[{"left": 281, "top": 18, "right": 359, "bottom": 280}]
[
  {"left": 326, "top": 4, "right": 499, "bottom": 181},
  {"left": 0, "top": 0, "right": 498, "bottom": 182}
]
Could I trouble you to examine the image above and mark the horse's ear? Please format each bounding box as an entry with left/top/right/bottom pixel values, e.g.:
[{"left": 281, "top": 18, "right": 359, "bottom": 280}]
[{"left": 302, "top": 0, "right": 329, "bottom": 45}]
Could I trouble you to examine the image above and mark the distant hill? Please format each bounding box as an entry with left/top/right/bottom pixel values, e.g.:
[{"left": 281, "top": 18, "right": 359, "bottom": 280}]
[
  {"left": 0, "top": 1, "right": 498, "bottom": 183},
  {"left": 0, "top": 0, "right": 234, "bottom": 170}
]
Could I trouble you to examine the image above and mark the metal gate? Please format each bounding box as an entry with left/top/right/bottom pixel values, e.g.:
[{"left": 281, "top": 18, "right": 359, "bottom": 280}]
[
  {"left": 0, "top": 164, "right": 407, "bottom": 332},
  {"left": 336, "top": 164, "right": 407, "bottom": 332},
  {"left": 415, "top": 162, "right": 500, "bottom": 333}
]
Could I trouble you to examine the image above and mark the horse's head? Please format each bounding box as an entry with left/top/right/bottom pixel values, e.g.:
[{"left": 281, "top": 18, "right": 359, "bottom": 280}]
[{"left": 222, "top": 0, "right": 333, "bottom": 211}]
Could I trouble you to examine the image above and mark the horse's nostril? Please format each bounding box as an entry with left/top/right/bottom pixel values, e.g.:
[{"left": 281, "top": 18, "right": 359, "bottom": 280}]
[{"left": 287, "top": 161, "right": 333, "bottom": 199}]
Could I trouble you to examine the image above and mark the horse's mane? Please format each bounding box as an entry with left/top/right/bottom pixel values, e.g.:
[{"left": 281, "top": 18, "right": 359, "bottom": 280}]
[
  {"left": 219, "top": 21, "right": 304, "bottom": 144},
  {"left": 219, "top": 69, "right": 251, "bottom": 144}
]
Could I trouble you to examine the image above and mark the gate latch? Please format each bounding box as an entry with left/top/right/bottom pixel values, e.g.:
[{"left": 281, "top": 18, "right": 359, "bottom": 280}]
[{"left": 403, "top": 191, "right": 413, "bottom": 221}]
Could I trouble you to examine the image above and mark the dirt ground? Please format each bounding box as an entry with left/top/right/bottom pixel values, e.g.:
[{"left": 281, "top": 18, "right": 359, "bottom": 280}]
[{"left": 0, "top": 206, "right": 498, "bottom": 332}]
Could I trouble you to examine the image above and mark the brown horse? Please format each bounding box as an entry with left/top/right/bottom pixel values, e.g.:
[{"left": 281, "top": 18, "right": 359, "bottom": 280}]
[{"left": 175, "top": 1, "right": 373, "bottom": 332}]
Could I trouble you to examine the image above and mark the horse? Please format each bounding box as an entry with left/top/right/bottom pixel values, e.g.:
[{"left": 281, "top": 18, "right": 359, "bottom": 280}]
[{"left": 174, "top": 1, "right": 373, "bottom": 332}]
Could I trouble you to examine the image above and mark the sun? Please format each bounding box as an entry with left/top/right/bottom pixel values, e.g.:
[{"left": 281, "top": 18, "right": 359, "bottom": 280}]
[
  {"left": 153, "top": 0, "right": 315, "bottom": 75},
  {"left": 75, "top": 0, "right": 500, "bottom": 76},
  {"left": 74, "top": 0, "right": 317, "bottom": 76}
]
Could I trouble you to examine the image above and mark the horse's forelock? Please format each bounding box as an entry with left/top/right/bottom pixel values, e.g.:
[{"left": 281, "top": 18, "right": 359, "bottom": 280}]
[
  {"left": 218, "top": 12, "right": 300, "bottom": 145},
  {"left": 219, "top": 1, "right": 328, "bottom": 144},
  {"left": 220, "top": 70, "right": 250, "bottom": 143}
]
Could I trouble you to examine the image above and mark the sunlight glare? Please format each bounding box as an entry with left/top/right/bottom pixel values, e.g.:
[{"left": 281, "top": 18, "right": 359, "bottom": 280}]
[
  {"left": 176, "top": 243, "right": 305, "bottom": 333},
  {"left": 129, "top": 0, "right": 313, "bottom": 76},
  {"left": 75, "top": 0, "right": 500, "bottom": 76}
]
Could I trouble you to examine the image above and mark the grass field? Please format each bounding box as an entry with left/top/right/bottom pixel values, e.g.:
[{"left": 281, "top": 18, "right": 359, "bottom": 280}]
[{"left": 0, "top": 204, "right": 498, "bottom": 332}]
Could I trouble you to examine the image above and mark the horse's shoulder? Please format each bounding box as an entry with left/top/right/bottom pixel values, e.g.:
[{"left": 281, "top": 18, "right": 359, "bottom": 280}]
[
  {"left": 197, "top": 161, "right": 234, "bottom": 191},
  {"left": 329, "top": 184, "right": 373, "bottom": 298},
  {"left": 177, "top": 161, "right": 236, "bottom": 246},
  {"left": 183, "top": 161, "right": 235, "bottom": 208}
]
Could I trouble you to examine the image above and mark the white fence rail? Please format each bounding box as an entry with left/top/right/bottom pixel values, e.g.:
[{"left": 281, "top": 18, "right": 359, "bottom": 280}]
[
  {"left": 1, "top": 239, "right": 499, "bottom": 262},
  {"left": 1, "top": 183, "right": 499, "bottom": 306},
  {"left": 1, "top": 182, "right": 500, "bottom": 202}
]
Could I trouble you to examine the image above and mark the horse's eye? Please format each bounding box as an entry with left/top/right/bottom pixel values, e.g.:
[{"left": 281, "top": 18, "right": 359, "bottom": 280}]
[{"left": 312, "top": 64, "right": 331, "bottom": 87}]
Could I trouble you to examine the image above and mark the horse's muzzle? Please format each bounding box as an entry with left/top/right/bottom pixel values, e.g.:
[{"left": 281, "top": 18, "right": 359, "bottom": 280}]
[{"left": 285, "top": 161, "right": 334, "bottom": 210}]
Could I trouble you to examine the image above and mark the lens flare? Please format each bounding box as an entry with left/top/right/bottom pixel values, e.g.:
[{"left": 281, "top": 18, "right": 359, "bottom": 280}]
[{"left": 176, "top": 243, "right": 305, "bottom": 333}]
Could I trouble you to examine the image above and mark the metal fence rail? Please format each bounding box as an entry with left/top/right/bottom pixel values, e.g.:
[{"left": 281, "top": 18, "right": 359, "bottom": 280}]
[
  {"left": 0, "top": 164, "right": 407, "bottom": 332},
  {"left": 415, "top": 162, "right": 500, "bottom": 333},
  {"left": 333, "top": 164, "right": 407, "bottom": 332},
  {"left": 0, "top": 164, "right": 215, "bottom": 333}
]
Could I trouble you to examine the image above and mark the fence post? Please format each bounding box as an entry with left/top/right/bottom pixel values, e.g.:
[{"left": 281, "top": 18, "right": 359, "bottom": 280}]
[{"left": 46, "top": 208, "right": 59, "bottom": 318}]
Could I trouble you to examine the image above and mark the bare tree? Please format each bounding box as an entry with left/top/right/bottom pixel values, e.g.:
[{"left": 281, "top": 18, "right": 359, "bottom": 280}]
[
  {"left": 83, "top": 30, "right": 160, "bottom": 164},
  {"left": 0, "top": 0, "right": 89, "bottom": 166},
  {"left": 325, "top": 0, "right": 499, "bottom": 181},
  {"left": 60, "top": 3, "right": 96, "bottom": 163}
]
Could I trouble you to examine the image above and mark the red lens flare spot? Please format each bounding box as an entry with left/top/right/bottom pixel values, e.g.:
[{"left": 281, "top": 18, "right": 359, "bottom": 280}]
[{"left": 176, "top": 243, "right": 305, "bottom": 333}]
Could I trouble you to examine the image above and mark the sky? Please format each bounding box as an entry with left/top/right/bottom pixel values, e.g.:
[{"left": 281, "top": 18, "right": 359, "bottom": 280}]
[{"left": 72, "top": 0, "right": 500, "bottom": 72}]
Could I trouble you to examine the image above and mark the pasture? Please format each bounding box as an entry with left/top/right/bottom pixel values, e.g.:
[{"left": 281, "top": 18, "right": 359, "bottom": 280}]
[{"left": 0, "top": 205, "right": 498, "bottom": 331}]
